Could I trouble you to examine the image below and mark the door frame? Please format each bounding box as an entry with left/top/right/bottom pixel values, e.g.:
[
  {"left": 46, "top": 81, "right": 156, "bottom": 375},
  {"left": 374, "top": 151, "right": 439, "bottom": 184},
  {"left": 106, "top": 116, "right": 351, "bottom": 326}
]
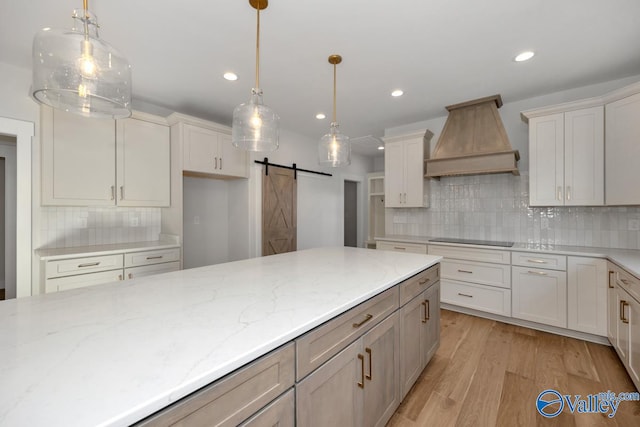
[
  {"left": 340, "top": 174, "right": 364, "bottom": 248},
  {"left": 0, "top": 117, "right": 34, "bottom": 298}
]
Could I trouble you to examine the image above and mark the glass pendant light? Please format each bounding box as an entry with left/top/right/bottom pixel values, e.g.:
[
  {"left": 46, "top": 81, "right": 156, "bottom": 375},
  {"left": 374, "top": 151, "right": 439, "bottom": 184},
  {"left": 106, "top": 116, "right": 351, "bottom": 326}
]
[
  {"left": 319, "top": 55, "right": 351, "bottom": 167},
  {"left": 31, "top": 0, "right": 131, "bottom": 119},
  {"left": 232, "top": 0, "right": 279, "bottom": 152}
]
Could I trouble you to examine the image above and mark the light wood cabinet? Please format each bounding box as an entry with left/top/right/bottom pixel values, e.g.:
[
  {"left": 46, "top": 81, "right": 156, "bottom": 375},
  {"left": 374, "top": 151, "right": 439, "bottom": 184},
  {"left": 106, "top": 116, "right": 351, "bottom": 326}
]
[
  {"left": 512, "top": 266, "right": 567, "bottom": 328},
  {"left": 527, "top": 106, "right": 604, "bottom": 206},
  {"left": 384, "top": 131, "right": 432, "bottom": 208},
  {"left": 41, "top": 107, "right": 171, "bottom": 207},
  {"left": 182, "top": 123, "right": 248, "bottom": 178},
  {"left": 239, "top": 389, "right": 294, "bottom": 427},
  {"left": 605, "top": 91, "right": 640, "bottom": 205},
  {"left": 567, "top": 257, "right": 607, "bottom": 336}
]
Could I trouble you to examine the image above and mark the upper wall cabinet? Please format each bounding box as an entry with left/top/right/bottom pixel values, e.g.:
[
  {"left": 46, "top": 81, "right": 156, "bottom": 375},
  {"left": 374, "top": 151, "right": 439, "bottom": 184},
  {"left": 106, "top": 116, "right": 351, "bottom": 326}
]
[
  {"left": 527, "top": 107, "right": 604, "bottom": 206},
  {"left": 41, "top": 107, "right": 170, "bottom": 207},
  {"left": 605, "top": 92, "right": 640, "bottom": 205},
  {"left": 169, "top": 114, "right": 248, "bottom": 179},
  {"left": 384, "top": 130, "right": 433, "bottom": 208}
]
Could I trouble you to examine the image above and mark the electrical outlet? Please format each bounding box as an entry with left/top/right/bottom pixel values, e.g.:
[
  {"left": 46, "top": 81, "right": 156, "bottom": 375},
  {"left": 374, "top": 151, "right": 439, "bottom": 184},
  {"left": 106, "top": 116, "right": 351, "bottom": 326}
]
[
  {"left": 194, "top": 216, "right": 200, "bottom": 225},
  {"left": 629, "top": 219, "right": 640, "bottom": 231}
]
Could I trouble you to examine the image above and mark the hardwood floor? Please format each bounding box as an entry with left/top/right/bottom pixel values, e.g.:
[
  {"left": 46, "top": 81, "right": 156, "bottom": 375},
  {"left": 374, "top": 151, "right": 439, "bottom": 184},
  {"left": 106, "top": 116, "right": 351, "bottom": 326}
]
[
  {"left": 0, "top": 288, "right": 4, "bottom": 300},
  {"left": 389, "top": 309, "right": 640, "bottom": 427}
]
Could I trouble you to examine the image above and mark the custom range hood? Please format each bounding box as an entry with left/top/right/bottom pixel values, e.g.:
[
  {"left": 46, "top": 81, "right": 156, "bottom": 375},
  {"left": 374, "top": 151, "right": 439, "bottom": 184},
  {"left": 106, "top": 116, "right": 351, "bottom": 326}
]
[{"left": 425, "top": 95, "right": 519, "bottom": 178}]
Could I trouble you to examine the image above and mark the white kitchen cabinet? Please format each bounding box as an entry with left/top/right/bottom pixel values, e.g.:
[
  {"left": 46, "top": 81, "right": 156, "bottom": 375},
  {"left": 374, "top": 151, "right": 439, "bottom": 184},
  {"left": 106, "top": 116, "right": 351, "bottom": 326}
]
[
  {"left": 116, "top": 117, "right": 170, "bottom": 206},
  {"left": 384, "top": 131, "right": 432, "bottom": 208},
  {"left": 41, "top": 107, "right": 171, "bottom": 207},
  {"left": 182, "top": 123, "right": 248, "bottom": 178},
  {"left": 567, "top": 257, "right": 607, "bottom": 336},
  {"left": 527, "top": 106, "right": 604, "bottom": 206},
  {"left": 376, "top": 240, "right": 427, "bottom": 254},
  {"left": 605, "top": 92, "right": 640, "bottom": 205},
  {"left": 512, "top": 266, "right": 567, "bottom": 328}
]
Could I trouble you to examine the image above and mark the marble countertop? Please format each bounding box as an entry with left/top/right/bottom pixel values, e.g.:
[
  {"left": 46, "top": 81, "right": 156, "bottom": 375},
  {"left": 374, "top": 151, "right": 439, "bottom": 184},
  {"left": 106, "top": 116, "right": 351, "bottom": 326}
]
[
  {"left": 376, "top": 235, "right": 640, "bottom": 278},
  {"left": 0, "top": 247, "right": 440, "bottom": 427},
  {"left": 36, "top": 238, "right": 180, "bottom": 261}
]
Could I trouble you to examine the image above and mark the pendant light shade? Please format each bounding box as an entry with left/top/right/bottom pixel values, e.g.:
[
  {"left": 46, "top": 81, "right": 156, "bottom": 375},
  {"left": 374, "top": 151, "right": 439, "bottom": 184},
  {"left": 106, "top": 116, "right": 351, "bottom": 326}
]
[
  {"left": 31, "top": 0, "right": 131, "bottom": 119},
  {"left": 318, "top": 55, "right": 351, "bottom": 167},
  {"left": 232, "top": 0, "right": 279, "bottom": 152}
]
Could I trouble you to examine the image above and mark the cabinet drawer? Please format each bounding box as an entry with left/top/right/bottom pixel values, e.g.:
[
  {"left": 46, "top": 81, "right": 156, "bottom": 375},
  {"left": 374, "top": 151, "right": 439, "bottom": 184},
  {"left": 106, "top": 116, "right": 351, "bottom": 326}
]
[
  {"left": 428, "top": 245, "right": 510, "bottom": 264},
  {"left": 376, "top": 241, "right": 427, "bottom": 254},
  {"left": 441, "top": 259, "right": 511, "bottom": 289},
  {"left": 137, "top": 343, "right": 295, "bottom": 427},
  {"left": 399, "top": 265, "right": 440, "bottom": 306},
  {"left": 45, "top": 254, "right": 123, "bottom": 279},
  {"left": 616, "top": 268, "right": 640, "bottom": 302},
  {"left": 441, "top": 279, "right": 511, "bottom": 317},
  {"left": 296, "top": 287, "right": 399, "bottom": 381},
  {"left": 45, "top": 270, "right": 123, "bottom": 293},
  {"left": 125, "top": 261, "right": 180, "bottom": 280},
  {"left": 239, "top": 389, "right": 294, "bottom": 427},
  {"left": 125, "top": 248, "right": 180, "bottom": 267},
  {"left": 512, "top": 251, "right": 567, "bottom": 271}
]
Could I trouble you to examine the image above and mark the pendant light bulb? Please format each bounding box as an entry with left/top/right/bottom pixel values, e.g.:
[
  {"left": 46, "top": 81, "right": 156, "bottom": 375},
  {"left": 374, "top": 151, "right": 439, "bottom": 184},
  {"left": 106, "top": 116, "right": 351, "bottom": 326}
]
[
  {"left": 232, "top": 0, "right": 279, "bottom": 152},
  {"left": 31, "top": 0, "right": 131, "bottom": 119},
  {"left": 318, "top": 55, "right": 351, "bottom": 167}
]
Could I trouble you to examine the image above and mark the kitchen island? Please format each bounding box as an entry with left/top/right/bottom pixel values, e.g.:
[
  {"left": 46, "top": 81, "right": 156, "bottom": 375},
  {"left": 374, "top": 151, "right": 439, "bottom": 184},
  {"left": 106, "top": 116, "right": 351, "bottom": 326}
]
[{"left": 0, "top": 247, "right": 440, "bottom": 426}]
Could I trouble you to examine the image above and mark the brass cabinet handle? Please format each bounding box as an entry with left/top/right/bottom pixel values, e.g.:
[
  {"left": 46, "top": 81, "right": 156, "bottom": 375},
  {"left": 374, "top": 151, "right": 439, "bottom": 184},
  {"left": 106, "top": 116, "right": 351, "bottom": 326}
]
[
  {"left": 120, "top": 186, "right": 124, "bottom": 200},
  {"left": 352, "top": 314, "right": 373, "bottom": 328},
  {"left": 146, "top": 255, "right": 163, "bottom": 260},
  {"left": 458, "top": 293, "right": 473, "bottom": 298},
  {"left": 128, "top": 273, "right": 133, "bottom": 279},
  {"left": 557, "top": 186, "right": 562, "bottom": 201},
  {"left": 118, "top": 274, "right": 123, "bottom": 281},
  {"left": 527, "top": 270, "right": 548, "bottom": 276},
  {"left": 365, "top": 347, "right": 372, "bottom": 380},
  {"left": 621, "top": 300, "right": 629, "bottom": 324},
  {"left": 527, "top": 259, "right": 548, "bottom": 264},
  {"left": 110, "top": 185, "right": 115, "bottom": 200},
  {"left": 425, "top": 299, "right": 430, "bottom": 321},
  {"left": 214, "top": 157, "right": 218, "bottom": 169},
  {"left": 421, "top": 301, "right": 428, "bottom": 323},
  {"left": 357, "top": 354, "right": 365, "bottom": 388},
  {"left": 608, "top": 271, "right": 615, "bottom": 289},
  {"left": 394, "top": 247, "right": 406, "bottom": 250},
  {"left": 418, "top": 278, "right": 430, "bottom": 285},
  {"left": 566, "top": 186, "right": 571, "bottom": 201},
  {"left": 620, "top": 278, "right": 631, "bottom": 285},
  {"left": 78, "top": 262, "right": 100, "bottom": 268},
  {"left": 457, "top": 269, "right": 473, "bottom": 274},
  {"left": 220, "top": 157, "right": 223, "bottom": 170}
]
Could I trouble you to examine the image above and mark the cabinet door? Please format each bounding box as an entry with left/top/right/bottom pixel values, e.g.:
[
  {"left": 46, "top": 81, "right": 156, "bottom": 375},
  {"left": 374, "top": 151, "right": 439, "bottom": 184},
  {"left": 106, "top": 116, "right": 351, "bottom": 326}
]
[
  {"left": 296, "top": 339, "right": 363, "bottom": 427},
  {"left": 608, "top": 268, "right": 618, "bottom": 344},
  {"left": 529, "top": 113, "right": 564, "bottom": 206},
  {"left": 606, "top": 92, "right": 640, "bottom": 205},
  {"left": 41, "top": 107, "right": 116, "bottom": 205},
  {"left": 403, "top": 137, "right": 424, "bottom": 207},
  {"left": 567, "top": 257, "right": 607, "bottom": 336},
  {"left": 218, "top": 133, "right": 249, "bottom": 178},
  {"left": 125, "top": 261, "right": 180, "bottom": 280},
  {"left": 422, "top": 282, "right": 441, "bottom": 364},
  {"left": 239, "top": 389, "right": 294, "bottom": 427},
  {"left": 183, "top": 124, "right": 219, "bottom": 174},
  {"left": 512, "top": 266, "right": 567, "bottom": 328},
  {"left": 45, "top": 269, "right": 123, "bottom": 293},
  {"left": 362, "top": 312, "right": 400, "bottom": 427},
  {"left": 615, "top": 288, "right": 630, "bottom": 361},
  {"left": 116, "top": 118, "right": 170, "bottom": 207},
  {"left": 399, "top": 292, "right": 425, "bottom": 399},
  {"left": 564, "top": 107, "right": 604, "bottom": 206},
  {"left": 384, "top": 141, "right": 404, "bottom": 207},
  {"left": 628, "top": 296, "right": 640, "bottom": 388}
]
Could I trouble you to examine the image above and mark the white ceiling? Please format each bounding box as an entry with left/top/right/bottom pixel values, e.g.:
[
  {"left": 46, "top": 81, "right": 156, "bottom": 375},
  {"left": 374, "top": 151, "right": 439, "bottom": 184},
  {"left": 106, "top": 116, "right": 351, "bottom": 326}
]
[{"left": 2, "top": 0, "right": 640, "bottom": 156}]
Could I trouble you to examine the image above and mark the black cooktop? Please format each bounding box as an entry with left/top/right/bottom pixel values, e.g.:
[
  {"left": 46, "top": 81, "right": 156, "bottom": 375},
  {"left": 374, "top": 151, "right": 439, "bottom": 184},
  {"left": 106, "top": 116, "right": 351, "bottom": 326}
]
[{"left": 429, "top": 238, "right": 515, "bottom": 247}]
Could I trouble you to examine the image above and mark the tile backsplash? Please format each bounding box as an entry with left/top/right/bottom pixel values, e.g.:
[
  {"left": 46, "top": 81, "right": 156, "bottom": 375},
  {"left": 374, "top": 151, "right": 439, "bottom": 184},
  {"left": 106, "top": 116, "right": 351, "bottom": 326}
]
[
  {"left": 386, "top": 173, "right": 640, "bottom": 249},
  {"left": 39, "top": 207, "right": 162, "bottom": 249}
]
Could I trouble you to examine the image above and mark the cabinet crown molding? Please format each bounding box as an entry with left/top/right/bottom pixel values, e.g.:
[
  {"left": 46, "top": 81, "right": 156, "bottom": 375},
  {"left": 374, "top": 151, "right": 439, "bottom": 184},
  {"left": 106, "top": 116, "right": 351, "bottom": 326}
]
[{"left": 166, "top": 112, "right": 231, "bottom": 134}]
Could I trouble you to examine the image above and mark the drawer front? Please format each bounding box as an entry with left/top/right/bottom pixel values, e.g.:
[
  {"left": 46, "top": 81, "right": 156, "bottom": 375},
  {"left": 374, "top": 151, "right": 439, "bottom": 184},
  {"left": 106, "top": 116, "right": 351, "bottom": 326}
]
[
  {"left": 137, "top": 343, "right": 295, "bottom": 427},
  {"left": 399, "top": 264, "right": 440, "bottom": 306},
  {"left": 239, "top": 389, "right": 294, "bottom": 427},
  {"left": 46, "top": 254, "right": 124, "bottom": 279},
  {"left": 428, "top": 245, "right": 510, "bottom": 264},
  {"left": 125, "top": 261, "right": 180, "bottom": 280},
  {"left": 45, "top": 270, "right": 124, "bottom": 293},
  {"left": 124, "top": 248, "right": 180, "bottom": 268},
  {"left": 376, "top": 241, "right": 427, "bottom": 254},
  {"left": 441, "top": 279, "right": 511, "bottom": 316},
  {"left": 296, "top": 287, "right": 399, "bottom": 381},
  {"left": 441, "top": 259, "right": 511, "bottom": 289},
  {"left": 512, "top": 251, "right": 567, "bottom": 271},
  {"left": 616, "top": 267, "right": 640, "bottom": 303}
]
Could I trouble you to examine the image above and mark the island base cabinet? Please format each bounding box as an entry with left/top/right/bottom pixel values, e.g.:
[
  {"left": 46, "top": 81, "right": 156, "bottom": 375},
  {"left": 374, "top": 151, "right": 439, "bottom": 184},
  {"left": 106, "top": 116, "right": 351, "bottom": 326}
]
[
  {"left": 239, "top": 389, "right": 294, "bottom": 427},
  {"left": 296, "top": 312, "right": 400, "bottom": 427}
]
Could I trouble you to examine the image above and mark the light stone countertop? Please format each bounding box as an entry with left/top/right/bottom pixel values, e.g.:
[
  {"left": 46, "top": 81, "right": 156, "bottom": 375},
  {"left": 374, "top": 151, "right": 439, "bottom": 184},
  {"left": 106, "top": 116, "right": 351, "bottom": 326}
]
[
  {"left": 0, "top": 247, "right": 441, "bottom": 427},
  {"left": 36, "top": 238, "right": 181, "bottom": 261},
  {"left": 376, "top": 235, "right": 640, "bottom": 278}
]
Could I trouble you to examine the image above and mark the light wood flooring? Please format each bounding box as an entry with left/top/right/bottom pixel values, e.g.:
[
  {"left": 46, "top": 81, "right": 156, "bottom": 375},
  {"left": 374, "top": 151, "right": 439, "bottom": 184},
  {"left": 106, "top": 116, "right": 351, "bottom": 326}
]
[{"left": 389, "top": 309, "right": 640, "bottom": 427}]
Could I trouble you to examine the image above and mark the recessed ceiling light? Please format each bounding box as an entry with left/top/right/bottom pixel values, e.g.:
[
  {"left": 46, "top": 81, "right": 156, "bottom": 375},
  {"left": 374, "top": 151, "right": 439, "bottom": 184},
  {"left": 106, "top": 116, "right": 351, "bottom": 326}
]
[
  {"left": 391, "top": 89, "right": 404, "bottom": 97},
  {"left": 316, "top": 113, "right": 326, "bottom": 120},
  {"left": 378, "top": 145, "right": 385, "bottom": 150},
  {"left": 514, "top": 51, "right": 535, "bottom": 62},
  {"left": 223, "top": 72, "right": 238, "bottom": 81}
]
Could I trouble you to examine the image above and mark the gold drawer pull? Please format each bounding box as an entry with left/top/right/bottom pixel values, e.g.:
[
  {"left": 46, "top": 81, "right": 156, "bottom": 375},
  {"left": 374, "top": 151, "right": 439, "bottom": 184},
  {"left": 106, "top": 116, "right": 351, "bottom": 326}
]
[
  {"left": 118, "top": 274, "right": 123, "bottom": 281},
  {"left": 418, "top": 278, "right": 430, "bottom": 285},
  {"left": 393, "top": 247, "right": 406, "bottom": 250},
  {"left": 458, "top": 293, "right": 473, "bottom": 298},
  {"left": 527, "top": 259, "right": 548, "bottom": 264},
  {"left": 146, "top": 255, "right": 163, "bottom": 260},
  {"left": 128, "top": 273, "right": 133, "bottom": 279},
  {"left": 527, "top": 270, "right": 548, "bottom": 276},
  {"left": 78, "top": 262, "right": 100, "bottom": 268},
  {"left": 365, "top": 347, "right": 372, "bottom": 380},
  {"left": 357, "top": 354, "right": 365, "bottom": 388},
  {"left": 457, "top": 269, "right": 473, "bottom": 274},
  {"left": 352, "top": 314, "right": 373, "bottom": 328},
  {"left": 608, "top": 271, "right": 615, "bottom": 289},
  {"left": 620, "top": 278, "right": 631, "bottom": 285},
  {"left": 621, "top": 300, "right": 629, "bottom": 324}
]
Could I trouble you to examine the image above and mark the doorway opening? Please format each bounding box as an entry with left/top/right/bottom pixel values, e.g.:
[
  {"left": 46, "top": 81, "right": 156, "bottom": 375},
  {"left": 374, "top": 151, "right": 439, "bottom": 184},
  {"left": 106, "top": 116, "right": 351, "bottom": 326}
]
[
  {"left": 344, "top": 180, "right": 358, "bottom": 247},
  {"left": 0, "top": 135, "right": 17, "bottom": 300}
]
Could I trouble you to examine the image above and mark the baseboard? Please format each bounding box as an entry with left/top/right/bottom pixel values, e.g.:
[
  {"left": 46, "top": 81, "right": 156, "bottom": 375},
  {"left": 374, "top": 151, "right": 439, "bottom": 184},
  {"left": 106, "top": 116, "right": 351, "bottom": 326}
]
[{"left": 441, "top": 303, "right": 610, "bottom": 346}]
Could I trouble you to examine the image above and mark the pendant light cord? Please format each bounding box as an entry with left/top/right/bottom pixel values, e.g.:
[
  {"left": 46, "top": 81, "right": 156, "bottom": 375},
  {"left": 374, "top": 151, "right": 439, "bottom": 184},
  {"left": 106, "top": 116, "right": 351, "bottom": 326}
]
[
  {"left": 255, "top": 5, "right": 260, "bottom": 89},
  {"left": 82, "top": 0, "right": 90, "bottom": 40},
  {"left": 333, "top": 63, "right": 337, "bottom": 123}
]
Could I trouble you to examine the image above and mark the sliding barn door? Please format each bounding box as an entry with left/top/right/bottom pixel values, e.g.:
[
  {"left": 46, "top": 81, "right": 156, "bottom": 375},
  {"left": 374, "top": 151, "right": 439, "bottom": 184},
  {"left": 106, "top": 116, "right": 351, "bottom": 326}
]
[{"left": 262, "top": 166, "right": 297, "bottom": 255}]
